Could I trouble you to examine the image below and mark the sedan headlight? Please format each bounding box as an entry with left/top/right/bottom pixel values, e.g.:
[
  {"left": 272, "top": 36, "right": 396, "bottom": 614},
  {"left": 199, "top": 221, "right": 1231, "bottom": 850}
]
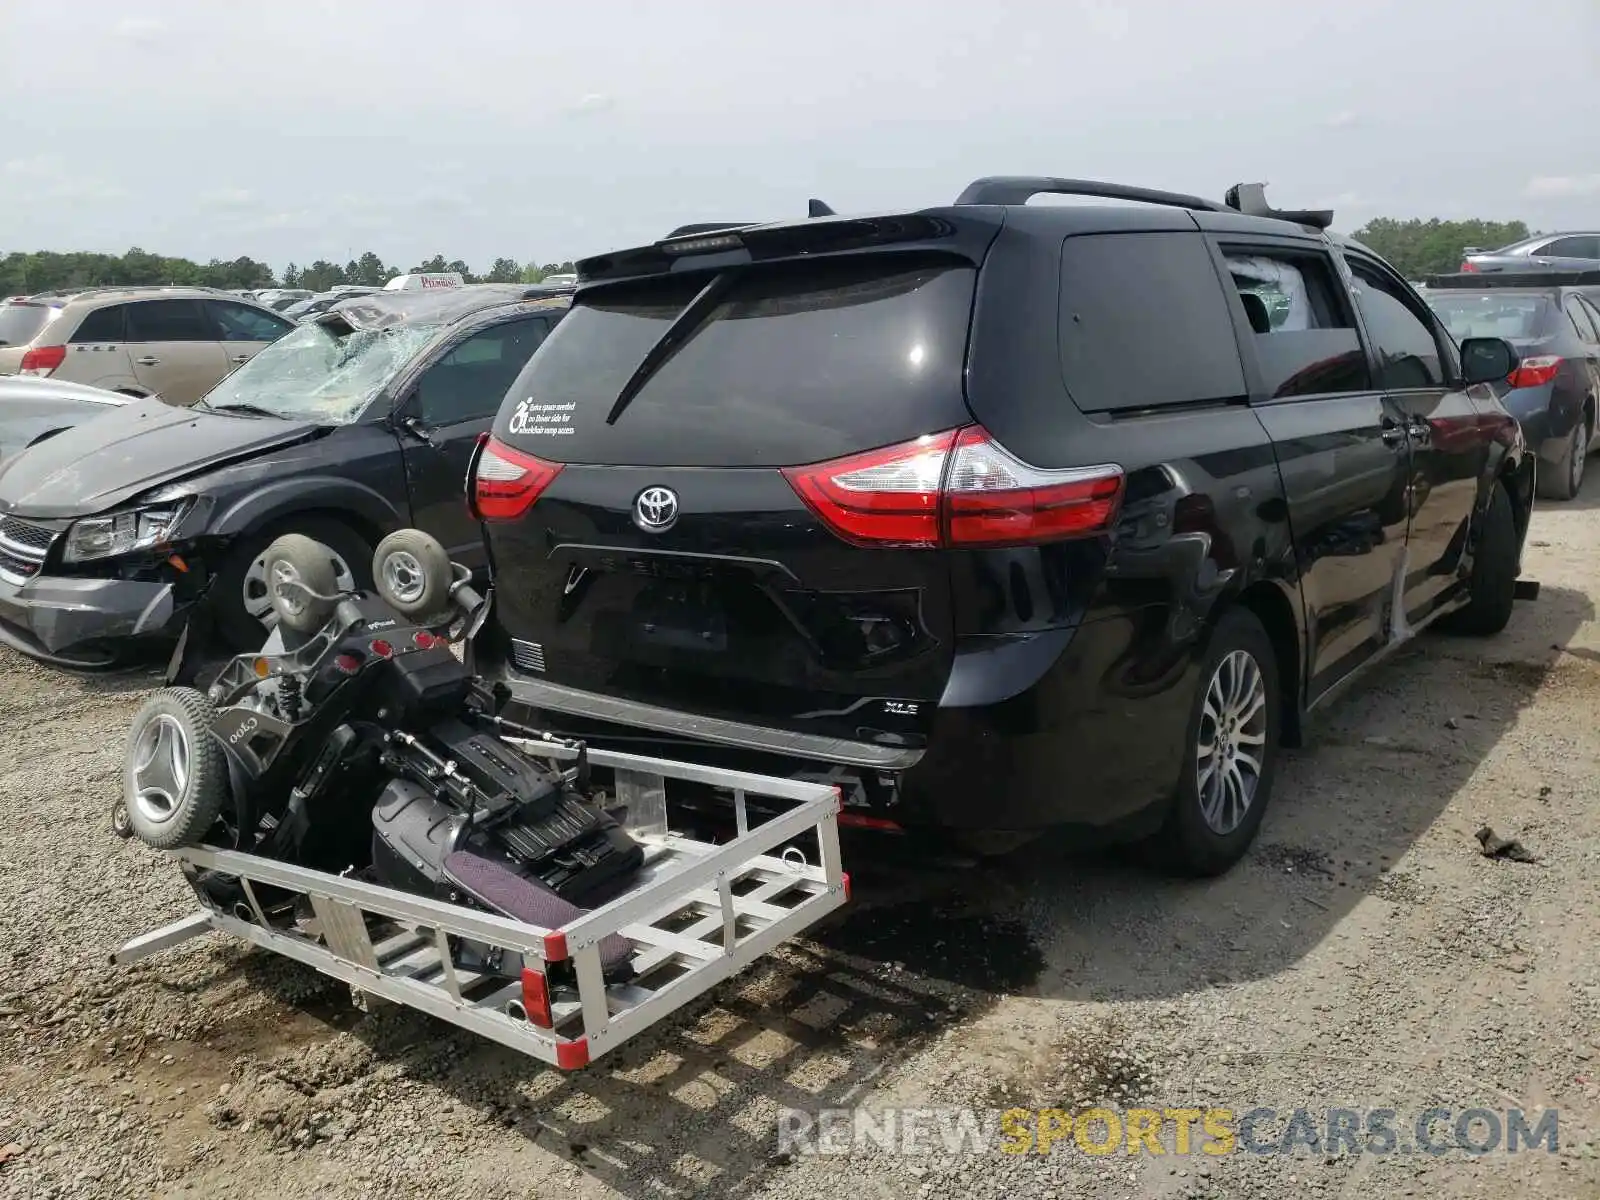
[{"left": 63, "top": 499, "right": 193, "bottom": 563}]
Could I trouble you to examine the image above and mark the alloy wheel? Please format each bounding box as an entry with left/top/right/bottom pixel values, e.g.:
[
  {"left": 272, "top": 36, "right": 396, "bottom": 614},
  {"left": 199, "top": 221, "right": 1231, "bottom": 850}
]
[
  {"left": 130, "top": 713, "right": 190, "bottom": 826},
  {"left": 1195, "top": 649, "right": 1268, "bottom": 836}
]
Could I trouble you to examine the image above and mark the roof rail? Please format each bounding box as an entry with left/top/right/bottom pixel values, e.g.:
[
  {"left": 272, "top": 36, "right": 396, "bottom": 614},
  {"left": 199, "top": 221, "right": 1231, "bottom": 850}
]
[
  {"left": 1424, "top": 269, "right": 1600, "bottom": 289},
  {"left": 1223, "top": 182, "right": 1334, "bottom": 230},
  {"left": 954, "top": 176, "right": 1232, "bottom": 212}
]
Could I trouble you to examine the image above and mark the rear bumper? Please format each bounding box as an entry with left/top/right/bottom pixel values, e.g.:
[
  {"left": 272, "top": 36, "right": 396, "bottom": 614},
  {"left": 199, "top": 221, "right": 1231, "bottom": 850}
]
[
  {"left": 489, "top": 671, "right": 924, "bottom": 770},
  {"left": 485, "top": 610, "right": 1196, "bottom": 835},
  {"left": 0, "top": 573, "right": 181, "bottom": 666}
]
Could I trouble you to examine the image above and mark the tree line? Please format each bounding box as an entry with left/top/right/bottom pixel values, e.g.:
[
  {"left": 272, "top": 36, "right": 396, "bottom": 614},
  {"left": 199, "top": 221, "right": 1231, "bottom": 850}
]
[
  {"left": 0, "top": 250, "right": 578, "bottom": 297},
  {"left": 0, "top": 217, "right": 1539, "bottom": 299}
]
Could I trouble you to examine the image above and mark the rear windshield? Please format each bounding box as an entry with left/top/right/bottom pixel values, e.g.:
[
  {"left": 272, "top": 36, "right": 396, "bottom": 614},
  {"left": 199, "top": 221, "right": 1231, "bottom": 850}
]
[
  {"left": 0, "top": 302, "right": 57, "bottom": 348},
  {"left": 1426, "top": 293, "right": 1555, "bottom": 342},
  {"left": 495, "top": 253, "right": 976, "bottom": 467}
]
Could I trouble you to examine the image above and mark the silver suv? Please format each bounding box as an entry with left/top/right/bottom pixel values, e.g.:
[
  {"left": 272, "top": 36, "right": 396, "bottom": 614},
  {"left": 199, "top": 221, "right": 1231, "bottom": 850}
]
[{"left": 0, "top": 287, "right": 296, "bottom": 404}]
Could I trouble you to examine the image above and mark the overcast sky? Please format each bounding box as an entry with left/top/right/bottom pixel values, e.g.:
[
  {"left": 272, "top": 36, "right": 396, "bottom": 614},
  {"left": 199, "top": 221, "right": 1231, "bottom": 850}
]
[{"left": 2, "top": 0, "right": 1596, "bottom": 273}]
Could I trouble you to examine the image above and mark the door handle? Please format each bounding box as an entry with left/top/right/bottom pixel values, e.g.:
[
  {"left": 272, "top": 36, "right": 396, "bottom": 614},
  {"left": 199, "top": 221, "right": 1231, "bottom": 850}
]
[
  {"left": 1380, "top": 423, "right": 1406, "bottom": 446},
  {"left": 135, "top": 355, "right": 161, "bottom": 366},
  {"left": 231, "top": 353, "right": 251, "bottom": 363}
]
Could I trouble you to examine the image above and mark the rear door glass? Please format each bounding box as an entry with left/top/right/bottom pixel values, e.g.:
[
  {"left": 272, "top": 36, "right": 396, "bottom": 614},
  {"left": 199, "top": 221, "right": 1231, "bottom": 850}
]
[
  {"left": 497, "top": 253, "right": 976, "bottom": 467},
  {"left": 69, "top": 305, "right": 128, "bottom": 343},
  {"left": 1222, "top": 249, "right": 1371, "bottom": 398},
  {"left": 125, "top": 299, "right": 212, "bottom": 341},
  {"left": 1057, "top": 231, "right": 1246, "bottom": 412}
]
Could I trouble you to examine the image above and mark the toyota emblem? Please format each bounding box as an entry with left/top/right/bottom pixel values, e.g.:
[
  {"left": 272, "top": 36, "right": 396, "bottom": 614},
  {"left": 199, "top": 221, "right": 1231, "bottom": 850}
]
[{"left": 634, "top": 486, "right": 679, "bottom": 532}]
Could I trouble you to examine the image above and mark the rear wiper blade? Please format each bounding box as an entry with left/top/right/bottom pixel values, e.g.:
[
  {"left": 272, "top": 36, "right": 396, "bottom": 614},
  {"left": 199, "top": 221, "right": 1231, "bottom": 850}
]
[{"left": 604, "top": 270, "right": 737, "bottom": 425}]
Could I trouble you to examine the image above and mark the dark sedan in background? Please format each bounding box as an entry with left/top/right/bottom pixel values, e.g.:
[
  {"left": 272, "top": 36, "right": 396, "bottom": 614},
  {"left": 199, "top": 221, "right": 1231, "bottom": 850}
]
[{"left": 1426, "top": 271, "right": 1600, "bottom": 499}]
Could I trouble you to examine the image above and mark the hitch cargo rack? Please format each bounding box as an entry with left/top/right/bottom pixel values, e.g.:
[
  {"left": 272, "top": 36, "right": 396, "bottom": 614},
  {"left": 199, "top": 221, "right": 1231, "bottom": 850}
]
[{"left": 113, "top": 743, "right": 847, "bottom": 1069}]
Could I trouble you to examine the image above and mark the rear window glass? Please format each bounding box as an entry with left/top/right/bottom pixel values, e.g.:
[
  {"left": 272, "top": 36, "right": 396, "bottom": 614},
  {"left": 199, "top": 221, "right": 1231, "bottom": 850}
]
[
  {"left": 496, "top": 254, "right": 977, "bottom": 467},
  {"left": 1426, "top": 293, "right": 1555, "bottom": 342},
  {"left": 1057, "top": 232, "right": 1246, "bottom": 412},
  {"left": 0, "top": 302, "right": 57, "bottom": 348}
]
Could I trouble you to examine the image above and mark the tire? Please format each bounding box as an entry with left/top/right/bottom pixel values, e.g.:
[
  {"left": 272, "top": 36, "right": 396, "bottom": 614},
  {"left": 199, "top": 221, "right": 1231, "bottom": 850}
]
[
  {"left": 259, "top": 533, "right": 343, "bottom": 634},
  {"left": 123, "top": 687, "right": 230, "bottom": 850},
  {"left": 1437, "top": 481, "right": 1518, "bottom": 637},
  {"left": 1537, "top": 420, "right": 1588, "bottom": 502},
  {"left": 1156, "top": 607, "right": 1280, "bottom": 877},
  {"left": 212, "top": 518, "right": 372, "bottom": 651},
  {"left": 372, "top": 529, "right": 453, "bottom": 617}
]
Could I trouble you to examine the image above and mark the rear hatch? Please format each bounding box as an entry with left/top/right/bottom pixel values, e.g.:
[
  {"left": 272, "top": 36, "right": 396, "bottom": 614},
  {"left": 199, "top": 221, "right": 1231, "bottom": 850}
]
[
  {"left": 0, "top": 301, "right": 61, "bottom": 373},
  {"left": 476, "top": 225, "right": 997, "bottom": 754}
]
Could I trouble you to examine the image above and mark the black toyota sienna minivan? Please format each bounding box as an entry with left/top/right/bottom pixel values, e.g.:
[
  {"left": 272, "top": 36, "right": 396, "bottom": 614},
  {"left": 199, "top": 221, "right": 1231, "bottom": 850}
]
[{"left": 466, "top": 178, "right": 1531, "bottom": 874}]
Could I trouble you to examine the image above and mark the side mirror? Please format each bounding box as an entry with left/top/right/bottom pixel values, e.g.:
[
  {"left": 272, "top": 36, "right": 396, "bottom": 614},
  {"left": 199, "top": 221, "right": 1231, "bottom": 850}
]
[{"left": 1459, "top": 336, "right": 1518, "bottom": 386}]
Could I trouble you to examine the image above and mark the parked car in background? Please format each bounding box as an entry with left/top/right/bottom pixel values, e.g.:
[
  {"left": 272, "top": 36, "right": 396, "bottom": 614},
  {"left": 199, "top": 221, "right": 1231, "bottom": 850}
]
[
  {"left": 467, "top": 178, "right": 1531, "bottom": 876},
  {"left": 253, "top": 289, "right": 314, "bottom": 311},
  {"left": 0, "top": 284, "right": 571, "bottom": 668},
  {"left": 282, "top": 286, "right": 385, "bottom": 321},
  {"left": 1462, "top": 232, "right": 1600, "bottom": 274},
  {"left": 1426, "top": 271, "right": 1600, "bottom": 499},
  {"left": 0, "top": 375, "right": 128, "bottom": 461},
  {"left": 0, "top": 287, "right": 297, "bottom": 404}
]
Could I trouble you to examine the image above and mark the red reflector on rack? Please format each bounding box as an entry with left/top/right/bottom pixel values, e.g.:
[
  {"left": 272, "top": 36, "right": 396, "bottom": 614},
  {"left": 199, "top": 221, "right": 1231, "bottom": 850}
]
[
  {"left": 555, "top": 1037, "right": 591, "bottom": 1070},
  {"left": 369, "top": 639, "right": 394, "bottom": 658},
  {"left": 413, "top": 631, "right": 437, "bottom": 649},
  {"left": 519, "top": 967, "right": 554, "bottom": 1028},
  {"left": 837, "top": 813, "right": 903, "bottom": 831},
  {"left": 333, "top": 653, "right": 363, "bottom": 674}
]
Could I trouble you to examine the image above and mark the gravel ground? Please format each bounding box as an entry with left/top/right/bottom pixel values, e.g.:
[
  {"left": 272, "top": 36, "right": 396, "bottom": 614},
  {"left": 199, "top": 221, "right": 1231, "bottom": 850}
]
[{"left": 2, "top": 486, "right": 1599, "bottom": 1200}]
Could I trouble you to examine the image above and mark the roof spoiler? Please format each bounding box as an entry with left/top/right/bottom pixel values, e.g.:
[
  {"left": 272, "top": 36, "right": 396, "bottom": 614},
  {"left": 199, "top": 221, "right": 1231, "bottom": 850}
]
[
  {"left": 663, "top": 199, "right": 838, "bottom": 240},
  {"left": 1223, "top": 182, "right": 1334, "bottom": 230}
]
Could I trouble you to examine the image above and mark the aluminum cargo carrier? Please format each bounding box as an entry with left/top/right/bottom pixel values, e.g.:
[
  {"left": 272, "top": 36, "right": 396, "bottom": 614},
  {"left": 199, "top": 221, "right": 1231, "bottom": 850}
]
[{"left": 114, "top": 743, "right": 848, "bottom": 1070}]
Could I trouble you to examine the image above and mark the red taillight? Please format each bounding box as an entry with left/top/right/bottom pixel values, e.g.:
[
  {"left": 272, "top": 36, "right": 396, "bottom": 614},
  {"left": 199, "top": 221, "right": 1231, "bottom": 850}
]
[
  {"left": 782, "top": 431, "right": 955, "bottom": 547},
  {"left": 1460, "top": 261, "right": 1478, "bottom": 273},
  {"left": 19, "top": 345, "right": 65, "bottom": 376},
  {"left": 473, "top": 436, "right": 563, "bottom": 522},
  {"left": 944, "top": 426, "right": 1124, "bottom": 546},
  {"left": 782, "top": 426, "right": 1124, "bottom": 549},
  {"left": 1508, "top": 356, "right": 1562, "bottom": 388}
]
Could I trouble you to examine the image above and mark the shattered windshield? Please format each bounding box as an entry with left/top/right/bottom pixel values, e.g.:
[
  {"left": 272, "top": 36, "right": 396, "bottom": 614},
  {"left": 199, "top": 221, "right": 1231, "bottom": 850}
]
[{"left": 199, "top": 319, "right": 440, "bottom": 422}]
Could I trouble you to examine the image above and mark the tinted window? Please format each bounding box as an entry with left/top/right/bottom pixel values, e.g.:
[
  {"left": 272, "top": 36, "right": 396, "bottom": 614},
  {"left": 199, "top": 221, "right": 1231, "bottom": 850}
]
[
  {"left": 413, "top": 317, "right": 550, "bottom": 426},
  {"left": 1427, "top": 293, "right": 1556, "bottom": 342},
  {"left": 0, "top": 302, "right": 58, "bottom": 347},
  {"left": 498, "top": 254, "right": 976, "bottom": 467},
  {"left": 1345, "top": 260, "right": 1444, "bottom": 388},
  {"left": 1057, "top": 232, "right": 1245, "bottom": 412},
  {"left": 125, "top": 299, "right": 212, "bottom": 342},
  {"left": 208, "top": 300, "right": 293, "bottom": 343},
  {"left": 1223, "top": 249, "right": 1370, "bottom": 398},
  {"left": 1541, "top": 236, "right": 1600, "bottom": 260},
  {"left": 69, "top": 304, "right": 127, "bottom": 343},
  {"left": 1564, "top": 297, "right": 1599, "bottom": 342}
]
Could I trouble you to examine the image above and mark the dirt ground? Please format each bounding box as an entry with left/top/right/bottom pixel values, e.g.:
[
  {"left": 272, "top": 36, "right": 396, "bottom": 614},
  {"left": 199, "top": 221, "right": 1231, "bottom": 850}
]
[{"left": 2, "top": 484, "right": 1599, "bottom": 1200}]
